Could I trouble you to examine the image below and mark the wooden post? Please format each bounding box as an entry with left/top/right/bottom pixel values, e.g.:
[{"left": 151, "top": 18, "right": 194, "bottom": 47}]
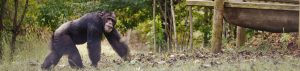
[
  {"left": 236, "top": 26, "right": 246, "bottom": 47},
  {"left": 153, "top": 0, "right": 156, "bottom": 51},
  {"left": 188, "top": 6, "right": 193, "bottom": 49},
  {"left": 212, "top": 0, "right": 225, "bottom": 53}
]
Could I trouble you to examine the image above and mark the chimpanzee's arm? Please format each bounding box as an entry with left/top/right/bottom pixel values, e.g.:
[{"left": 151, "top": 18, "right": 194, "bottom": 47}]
[
  {"left": 104, "top": 28, "right": 130, "bottom": 60},
  {"left": 87, "top": 23, "right": 102, "bottom": 66}
]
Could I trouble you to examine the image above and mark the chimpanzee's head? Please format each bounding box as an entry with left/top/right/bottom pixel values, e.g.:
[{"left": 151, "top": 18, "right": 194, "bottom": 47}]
[{"left": 98, "top": 11, "right": 117, "bottom": 33}]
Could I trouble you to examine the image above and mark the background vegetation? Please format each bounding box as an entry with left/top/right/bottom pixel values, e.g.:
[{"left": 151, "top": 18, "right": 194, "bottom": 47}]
[{"left": 0, "top": 0, "right": 299, "bottom": 70}]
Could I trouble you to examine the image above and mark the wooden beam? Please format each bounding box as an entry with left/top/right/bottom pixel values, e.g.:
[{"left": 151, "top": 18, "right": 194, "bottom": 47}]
[
  {"left": 187, "top": 0, "right": 214, "bottom": 6},
  {"left": 212, "top": 0, "right": 225, "bottom": 53},
  {"left": 187, "top": 0, "right": 299, "bottom": 11}
]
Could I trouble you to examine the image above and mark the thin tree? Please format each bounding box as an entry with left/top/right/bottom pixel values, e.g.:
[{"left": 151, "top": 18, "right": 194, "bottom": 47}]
[
  {"left": 188, "top": 6, "right": 193, "bottom": 49},
  {"left": 11, "top": 0, "right": 29, "bottom": 60},
  {"left": 153, "top": 0, "right": 157, "bottom": 51},
  {"left": 170, "top": 0, "right": 177, "bottom": 51},
  {"left": 0, "top": 0, "right": 8, "bottom": 60}
]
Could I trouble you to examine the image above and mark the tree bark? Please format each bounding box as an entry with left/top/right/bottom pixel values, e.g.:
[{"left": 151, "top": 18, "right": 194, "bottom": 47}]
[
  {"left": 157, "top": 0, "right": 168, "bottom": 52},
  {"left": 0, "top": 0, "right": 7, "bottom": 30},
  {"left": 11, "top": 0, "right": 29, "bottom": 60},
  {"left": 166, "top": 0, "right": 173, "bottom": 51},
  {"left": 188, "top": 6, "right": 193, "bottom": 49},
  {"left": 157, "top": 0, "right": 173, "bottom": 51},
  {"left": 153, "top": 0, "right": 157, "bottom": 52},
  {"left": 212, "top": 0, "right": 225, "bottom": 53},
  {"left": 11, "top": 0, "right": 20, "bottom": 60},
  {"left": 170, "top": 0, "right": 177, "bottom": 51},
  {"left": 0, "top": 0, "right": 8, "bottom": 60}
]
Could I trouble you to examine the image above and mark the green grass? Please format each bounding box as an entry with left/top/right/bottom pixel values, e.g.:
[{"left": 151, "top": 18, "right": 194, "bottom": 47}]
[{"left": 1, "top": 38, "right": 300, "bottom": 71}]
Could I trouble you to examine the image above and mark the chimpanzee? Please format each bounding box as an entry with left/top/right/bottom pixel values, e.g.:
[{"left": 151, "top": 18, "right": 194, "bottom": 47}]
[{"left": 41, "top": 11, "right": 130, "bottom": 69}]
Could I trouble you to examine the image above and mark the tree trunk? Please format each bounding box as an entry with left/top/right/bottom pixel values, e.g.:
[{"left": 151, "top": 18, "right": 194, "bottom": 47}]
[
  {"left": 166, "top": 0, "right": 173, "bottom": 51},
  {"left": 170, "top": 0, "right": 177, "bottom": 51},
  {"left": 153, "top": 0, "right": 157, "bottom": 52},
  {"left": 0, "top": 0, "right": 8, "bottom": 60},
  {"left": 157, "top": 0, "right": 173, "bottom": 51},
  {"left": 0, "top": 0, "right": 7, "bottom": 30},
  {"left": 10, "top": 33, "right": 17, "bottom": 59},
  {"left": 188, "top": 6, "right": 193, "bottom": 49},
  {"left": 212, "top": 0, "right": 225, "bottom": 53},
  {"left": 157, "top": 0, "right": 169, "bottom": 52},
  {"left": 11, "top": 0, "right": 20, "bottom": 60},
  {"left": 11, "top": 0, "right": 29, "bottom": 60}
]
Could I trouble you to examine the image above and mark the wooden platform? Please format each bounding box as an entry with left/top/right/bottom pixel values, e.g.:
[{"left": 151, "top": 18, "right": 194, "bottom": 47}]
[
  {"left": 186, "top": 0, "right": 300, "bottom": 51},
  {"left": 187, "top": 0, "right": 299, "bottom": 11},
  {"left": 187, "top": 0, "right": 299, "bottom": 33}
]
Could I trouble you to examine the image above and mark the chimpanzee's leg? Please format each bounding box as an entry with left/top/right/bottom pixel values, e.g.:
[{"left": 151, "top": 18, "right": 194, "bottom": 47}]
[
  {"left": 41, "top": 34, "right": 67, "bottom": 69},
  {"left": 63, "top": 35, "right": 84, "bottom": 68},
  {"left": 87, "top": 43, "right": 101, "bottom": 67},
  {"left": 41, "top": 51, "right": 63, "bottom": 69},
  {"left": 67, "top": 47, "right": 83, "bottom": 68}
]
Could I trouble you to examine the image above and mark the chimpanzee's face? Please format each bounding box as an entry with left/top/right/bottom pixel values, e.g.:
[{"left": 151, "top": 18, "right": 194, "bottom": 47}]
[
  {"left": 104, "top": 19, "right": 114, "bottom": 33},
  {"left": 99, "top": 11, "right": 116, "bottom": 33}
]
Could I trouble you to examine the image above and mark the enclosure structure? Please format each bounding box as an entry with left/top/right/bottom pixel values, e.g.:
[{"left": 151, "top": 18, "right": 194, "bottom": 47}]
[{"left": 187, "top": 0, "right": 300, "bottom": 53}]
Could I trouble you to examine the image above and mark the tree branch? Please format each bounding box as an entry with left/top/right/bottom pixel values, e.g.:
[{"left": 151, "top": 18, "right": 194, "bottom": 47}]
[
  {"left": 13, "top": 0, "right": 18, "bottom": 33},
  {"left": 16, "top": 0, "right": 29, "bottom": 34}
]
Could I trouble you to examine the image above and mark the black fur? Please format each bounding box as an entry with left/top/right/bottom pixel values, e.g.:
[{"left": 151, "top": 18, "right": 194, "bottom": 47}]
[{"left": 41, "top": 11, "right": 129, "bottom": 69}]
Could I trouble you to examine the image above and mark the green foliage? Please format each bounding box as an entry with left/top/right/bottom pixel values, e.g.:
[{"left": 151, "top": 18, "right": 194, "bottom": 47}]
[
  {"left": 94, "top": 0, "right": 152, "bottom": 33},
  {"left": 36, "top": 0, "right": 153, "bottom": 33},
  {"left": 135, "top": 19, "right": 166, "bottom": 48},
  {"left": 37, "top": 0, "right": 74, "bottom": 32},
  {"left": 193, "top": 7, "right": 213, "bottom": 37}
]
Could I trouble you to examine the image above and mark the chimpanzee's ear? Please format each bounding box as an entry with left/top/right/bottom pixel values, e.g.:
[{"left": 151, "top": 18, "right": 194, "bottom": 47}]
[
  {"left": 97, "top": 11, "right": 105, "bottom": 17},
  {"left": 111, "top": 12, "right": 116, "bottom": 17}
]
